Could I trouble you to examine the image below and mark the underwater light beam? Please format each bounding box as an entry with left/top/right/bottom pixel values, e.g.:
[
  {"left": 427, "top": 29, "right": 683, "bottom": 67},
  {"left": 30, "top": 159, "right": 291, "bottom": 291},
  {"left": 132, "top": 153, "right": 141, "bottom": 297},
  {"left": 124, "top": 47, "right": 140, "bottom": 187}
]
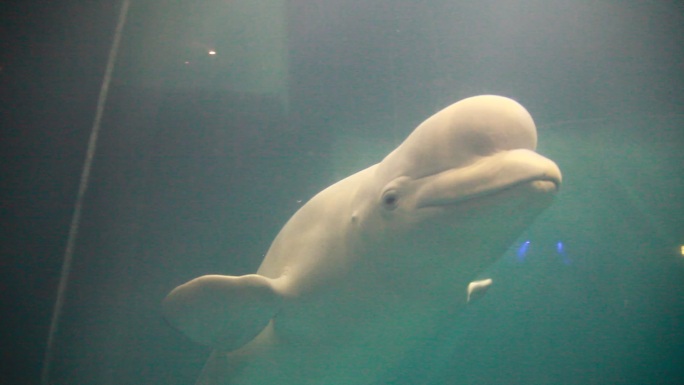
[{"left": 40, "top": 1, "right": 131, "bottom": 384}]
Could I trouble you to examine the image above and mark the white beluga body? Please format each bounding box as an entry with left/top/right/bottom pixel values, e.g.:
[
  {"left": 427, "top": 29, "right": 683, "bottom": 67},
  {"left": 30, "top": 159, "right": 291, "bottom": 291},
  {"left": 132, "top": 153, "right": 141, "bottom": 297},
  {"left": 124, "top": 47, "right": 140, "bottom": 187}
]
[{"left": 163, "top": 95, "right": 562, "bottom": 385}]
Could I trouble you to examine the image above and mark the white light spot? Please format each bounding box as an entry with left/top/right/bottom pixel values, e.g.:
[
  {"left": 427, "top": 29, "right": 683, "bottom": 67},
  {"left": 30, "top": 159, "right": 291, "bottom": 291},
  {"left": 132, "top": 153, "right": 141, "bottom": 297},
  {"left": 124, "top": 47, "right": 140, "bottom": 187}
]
[{"left": 208, "top": 50, "right": 216, "bottom": 55}]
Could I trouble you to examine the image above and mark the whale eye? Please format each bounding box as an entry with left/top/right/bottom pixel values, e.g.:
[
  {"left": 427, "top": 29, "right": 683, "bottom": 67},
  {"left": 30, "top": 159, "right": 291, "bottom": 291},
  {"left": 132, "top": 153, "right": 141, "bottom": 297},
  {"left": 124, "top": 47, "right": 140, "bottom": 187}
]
[{"left": 381, "top": 190, "right": 399, "bottom": 210}]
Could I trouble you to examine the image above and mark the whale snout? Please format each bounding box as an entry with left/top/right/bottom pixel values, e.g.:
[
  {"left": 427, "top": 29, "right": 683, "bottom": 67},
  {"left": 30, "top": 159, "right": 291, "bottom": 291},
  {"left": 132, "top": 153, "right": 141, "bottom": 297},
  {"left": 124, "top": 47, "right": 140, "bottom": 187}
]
[
  {"left": 530, "top": 178, "right": 561, "bottom": 195},
  {"left": 528, "top": 157, "right": 562, "bottom": 192},
  {"left": 414, "top": 149, "right": 561, "bottom": 209}
]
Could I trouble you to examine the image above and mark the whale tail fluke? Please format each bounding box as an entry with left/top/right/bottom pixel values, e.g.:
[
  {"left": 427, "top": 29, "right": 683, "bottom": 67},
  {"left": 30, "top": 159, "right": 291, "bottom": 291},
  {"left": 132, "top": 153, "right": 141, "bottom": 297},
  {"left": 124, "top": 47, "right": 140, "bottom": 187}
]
[{"left": 163, "top": 274, "right": 282, "bottom": 351}]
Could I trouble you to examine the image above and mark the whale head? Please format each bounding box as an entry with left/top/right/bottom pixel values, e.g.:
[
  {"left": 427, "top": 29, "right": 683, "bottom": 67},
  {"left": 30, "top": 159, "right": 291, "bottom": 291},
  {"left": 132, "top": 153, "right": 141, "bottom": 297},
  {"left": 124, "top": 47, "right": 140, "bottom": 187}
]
[{"left": 350, "top": 95, "right": 561, "bottom": 284}]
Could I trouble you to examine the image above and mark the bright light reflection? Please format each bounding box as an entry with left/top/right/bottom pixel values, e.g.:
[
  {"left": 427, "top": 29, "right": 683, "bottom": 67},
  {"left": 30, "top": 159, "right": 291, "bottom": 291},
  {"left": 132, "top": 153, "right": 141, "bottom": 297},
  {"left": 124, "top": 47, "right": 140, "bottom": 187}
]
[{"left": 208, "top": 50, "right": 217, "bottom": 55}]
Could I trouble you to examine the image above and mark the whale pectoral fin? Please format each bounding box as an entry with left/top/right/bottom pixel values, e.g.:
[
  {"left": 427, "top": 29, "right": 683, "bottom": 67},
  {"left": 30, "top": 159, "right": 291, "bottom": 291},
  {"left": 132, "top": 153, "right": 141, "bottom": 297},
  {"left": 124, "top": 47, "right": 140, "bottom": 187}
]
[
  {"left": 162, "top": 274, "right": 282, "bottom": 351},
  {"left": 466, "top": 278, "right": 493, "bottom": 303}
]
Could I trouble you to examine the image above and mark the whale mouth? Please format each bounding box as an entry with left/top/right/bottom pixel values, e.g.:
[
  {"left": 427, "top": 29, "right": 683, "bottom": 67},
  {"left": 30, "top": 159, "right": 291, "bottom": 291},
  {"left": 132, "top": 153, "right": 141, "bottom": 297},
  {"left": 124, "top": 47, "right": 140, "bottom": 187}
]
[
  {"left": 414, "top": 149, "right": 562, "bottom": 209},
  {"left": 527, "top": 178, "right": 561, "bottom": 193},
  {"left": 476, "top": 176, "right": 560, "bottom": 202},
  {"left": 417, "top": 176, "right": 560, "bottom": 209}
]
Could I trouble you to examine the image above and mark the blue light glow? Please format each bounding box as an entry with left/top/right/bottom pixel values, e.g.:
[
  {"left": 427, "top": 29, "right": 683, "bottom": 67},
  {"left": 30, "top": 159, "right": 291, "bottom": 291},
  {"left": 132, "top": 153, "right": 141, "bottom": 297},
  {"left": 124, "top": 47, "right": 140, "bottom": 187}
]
[
  {"left": 556, "top": 240, "right": 572, "bottom": 265},
  {"left": 516, "top": 240, "right": 530, "bottom": 262},
  {"left": 556, "top": 241, "right": 564, "bottom": 254}
]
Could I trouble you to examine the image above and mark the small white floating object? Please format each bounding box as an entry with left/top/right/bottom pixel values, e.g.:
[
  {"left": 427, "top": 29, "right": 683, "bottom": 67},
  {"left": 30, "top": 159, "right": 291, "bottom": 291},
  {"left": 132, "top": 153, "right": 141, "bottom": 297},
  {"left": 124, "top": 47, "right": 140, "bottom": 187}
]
[{"left": 467, "top": 278, "right": 493, "bottom": 303}]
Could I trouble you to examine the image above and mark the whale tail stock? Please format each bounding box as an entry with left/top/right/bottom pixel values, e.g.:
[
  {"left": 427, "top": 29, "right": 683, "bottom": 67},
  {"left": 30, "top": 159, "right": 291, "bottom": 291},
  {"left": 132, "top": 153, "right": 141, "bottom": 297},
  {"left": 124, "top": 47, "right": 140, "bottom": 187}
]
[{"left": 162, "top": 274, "right": 281, "bottom": 351}]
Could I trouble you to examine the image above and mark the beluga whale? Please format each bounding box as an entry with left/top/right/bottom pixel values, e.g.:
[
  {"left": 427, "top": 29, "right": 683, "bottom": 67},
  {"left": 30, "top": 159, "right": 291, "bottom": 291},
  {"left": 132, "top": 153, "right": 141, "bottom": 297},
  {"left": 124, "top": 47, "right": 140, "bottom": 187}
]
[{"left": 163, "top": 95, "right": 562, "bottom": 385}]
